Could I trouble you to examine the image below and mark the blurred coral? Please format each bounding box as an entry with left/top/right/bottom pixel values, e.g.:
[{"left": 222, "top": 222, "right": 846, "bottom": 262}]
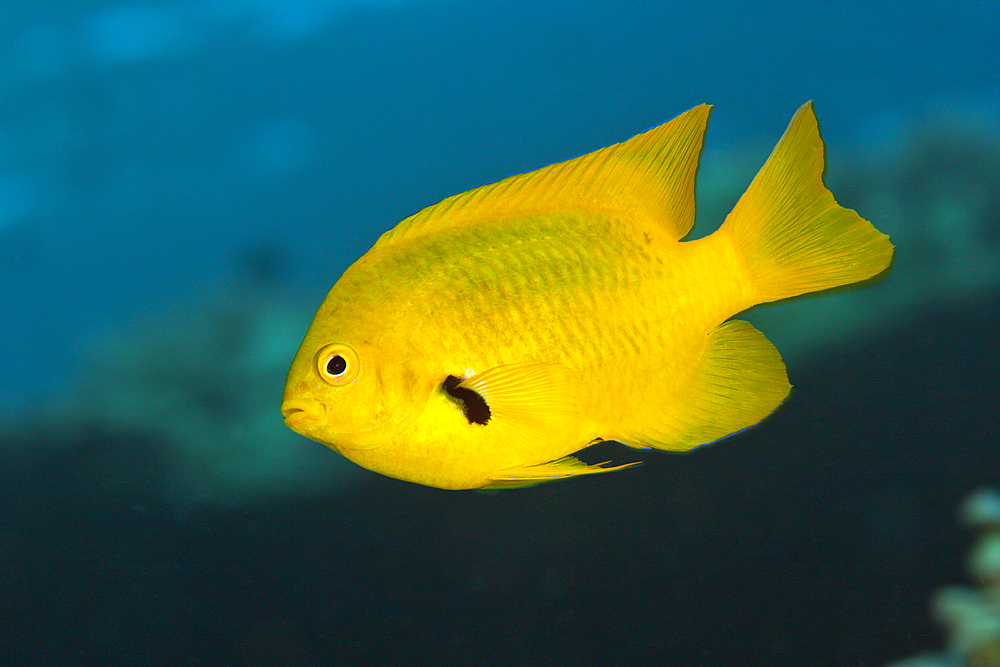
[
  {"left": 887, "top": 488, "right": 1000, "bottom": 667},
  {"left": 30, "top": 278, "right": 364, "bottom": 506}
]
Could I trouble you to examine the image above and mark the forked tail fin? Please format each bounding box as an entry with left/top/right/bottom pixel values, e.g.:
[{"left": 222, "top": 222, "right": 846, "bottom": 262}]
[{"left": 719, "top": 102, "right": 893, "bottom": 305}]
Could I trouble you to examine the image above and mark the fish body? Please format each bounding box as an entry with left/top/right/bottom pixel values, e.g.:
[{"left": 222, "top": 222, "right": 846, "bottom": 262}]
[{"left": 281, "top": 103, "right": 893, "bottom": 490}]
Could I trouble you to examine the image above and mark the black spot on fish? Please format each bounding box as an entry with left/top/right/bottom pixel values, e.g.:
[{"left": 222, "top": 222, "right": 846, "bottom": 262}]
[{"left": 443, "top": 375, "right": 491, "bottom": 425}]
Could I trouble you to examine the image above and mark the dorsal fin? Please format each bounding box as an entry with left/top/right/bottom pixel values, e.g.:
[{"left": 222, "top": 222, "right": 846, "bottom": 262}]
[{"left": 371, "top": 104, "right": 712, "bottom": 251}]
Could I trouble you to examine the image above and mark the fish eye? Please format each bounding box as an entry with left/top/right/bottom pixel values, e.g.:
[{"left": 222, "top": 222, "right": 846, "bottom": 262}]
[
  {"left": 328, "top": 355, "right": 347, "bottom": 376},
  {"left": 315, "top": 343, "right": 360, "bottom": 386}
]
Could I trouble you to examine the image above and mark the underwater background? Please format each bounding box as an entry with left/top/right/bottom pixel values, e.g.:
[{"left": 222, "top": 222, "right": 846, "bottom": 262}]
[{"left": 2, "top": 0, "right": 998, "bottom": 665}]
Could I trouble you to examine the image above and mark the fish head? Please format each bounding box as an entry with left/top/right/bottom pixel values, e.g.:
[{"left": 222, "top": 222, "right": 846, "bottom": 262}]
[{"left": 279, "top": 321, "right": 430, "bottom": 453}]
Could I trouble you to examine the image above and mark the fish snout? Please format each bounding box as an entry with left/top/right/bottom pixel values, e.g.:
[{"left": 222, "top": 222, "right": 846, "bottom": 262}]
[{"left": 280, "top": 398, "right": 325, "bottom": 428}]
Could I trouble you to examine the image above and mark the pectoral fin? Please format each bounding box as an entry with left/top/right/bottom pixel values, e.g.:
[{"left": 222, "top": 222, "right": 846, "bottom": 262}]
[
  {"left": 457, "top": 362, "right": 580, "bottom": 431},
  {"left": 451, "top": 363, "right": 638, "bottom": 486},
  {"left": 450, "top": 362, "right": 588, "bottom": 464}
]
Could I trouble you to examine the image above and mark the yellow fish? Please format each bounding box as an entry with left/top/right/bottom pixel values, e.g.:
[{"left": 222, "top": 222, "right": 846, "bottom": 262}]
[{"left": 281, "top": 102, "right": 893, "bottom": 490}]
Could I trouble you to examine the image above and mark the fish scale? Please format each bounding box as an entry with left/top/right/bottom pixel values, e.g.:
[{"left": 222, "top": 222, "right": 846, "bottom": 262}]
[{"left": 406, "top": 217, "right": 633, "bottom": 358}]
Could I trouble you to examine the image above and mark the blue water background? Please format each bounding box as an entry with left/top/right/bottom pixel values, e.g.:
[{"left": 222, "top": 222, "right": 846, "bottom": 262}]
[{"left": 2, "top": 0, "right": 996, "bottom": 409}]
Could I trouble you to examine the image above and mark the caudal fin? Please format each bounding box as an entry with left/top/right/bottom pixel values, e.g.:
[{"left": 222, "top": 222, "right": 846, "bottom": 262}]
[{"left": 720, "top": 102, "right": 893, "bottom": 304}]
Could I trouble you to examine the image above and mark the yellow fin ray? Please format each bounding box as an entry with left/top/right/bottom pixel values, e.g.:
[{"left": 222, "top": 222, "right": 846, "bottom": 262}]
[
  {"left": 371, "top": 104, "right": 712, "bottom": 251},
  {"left": 622, "top": 320, "right": 791, "bottom": 451},
  {"left": 459, "top": 362, "right": 579, "bottom": 432},
  {"left": 720, "top": 101, "right": 894, "bottom": 303},
  {"left": 486, "top": 456, "right": 640, "bottom": 489}
]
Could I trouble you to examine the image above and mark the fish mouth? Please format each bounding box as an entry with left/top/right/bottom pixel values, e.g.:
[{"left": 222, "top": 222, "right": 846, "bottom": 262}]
[
  {"left": 279, "top": 396, "right": 388, "bottom": 450},
  {"left": 280, "top": 398, "right": 325, "bottom": 428}
]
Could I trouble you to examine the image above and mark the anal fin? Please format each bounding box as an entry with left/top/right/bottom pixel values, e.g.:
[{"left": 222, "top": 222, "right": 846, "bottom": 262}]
[{"left": 625, "top": 319, "right": 792, "bottom": 451}]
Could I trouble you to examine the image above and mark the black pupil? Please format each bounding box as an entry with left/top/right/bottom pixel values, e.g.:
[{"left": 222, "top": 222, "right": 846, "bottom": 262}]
[{"left": 327, "top": 354, "right": 347, "bottom": 376}]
